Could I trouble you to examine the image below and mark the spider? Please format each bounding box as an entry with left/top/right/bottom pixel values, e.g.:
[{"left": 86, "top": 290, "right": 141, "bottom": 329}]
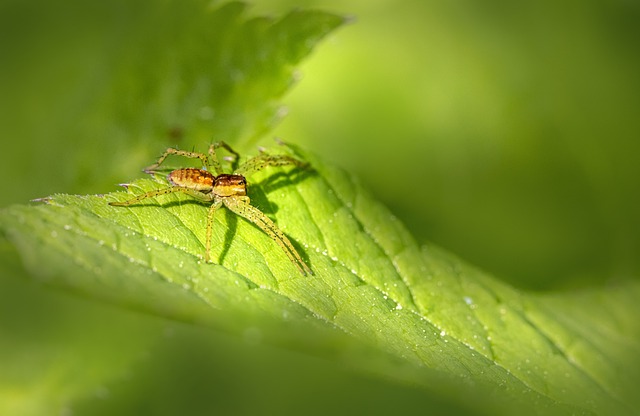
[{"left": 109, "top": 142, "right": 312, "bottom": 276}]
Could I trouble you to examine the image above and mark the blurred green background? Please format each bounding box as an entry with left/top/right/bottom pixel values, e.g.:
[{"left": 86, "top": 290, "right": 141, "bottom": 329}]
[
  {"left": 260, "top": 0, "right": 640, "bottom": 290},
  {"left": 1, "top": 0, "right": 639, "bottom": 414}
]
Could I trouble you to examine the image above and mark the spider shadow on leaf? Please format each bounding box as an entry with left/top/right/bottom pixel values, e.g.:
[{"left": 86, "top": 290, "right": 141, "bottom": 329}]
[
  {"left": 218, "top": 166, "right": 316, "bottom": 267},
  {"left": 251, "top": 166, "right": 317, "bottom": 209},
  {"left": 146, "top": 165, "right": 315, "bottom": 269}
]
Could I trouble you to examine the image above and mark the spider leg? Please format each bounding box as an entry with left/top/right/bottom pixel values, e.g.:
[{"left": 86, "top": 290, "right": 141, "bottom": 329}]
[
  {"left": 208, "top": 141, "right": 241, "bottom": 175},
  {"left": 205, "top": 199, "right": 223, "bottom": 262},
  {"left": 109, "top": 186, "right": 214, "bottom": 206},
  {"left": 235, "top": 153, "right": 307, "bottom": 176},
  {"left": 223, "top": 196, "right": 312, "bottom": 276},
  {"left": 144, "top": 148, "right": 211, "bottom": 174}
]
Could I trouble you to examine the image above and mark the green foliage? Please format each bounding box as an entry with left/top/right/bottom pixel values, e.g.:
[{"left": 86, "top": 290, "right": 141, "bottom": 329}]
[
  {"left": 3, "top": 146, "right": 640, "bottom": 414},
  {"left": 1, "top": 1, "right": 639, "bottom": 415},
  {"left": 0, "top": 0, "right": 344, "bottom": 204}
]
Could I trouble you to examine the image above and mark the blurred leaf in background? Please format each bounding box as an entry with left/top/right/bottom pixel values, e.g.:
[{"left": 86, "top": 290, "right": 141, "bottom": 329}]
[
  {"left": 262, "top": 0, "right": 640, "bottom": 290},
  {"left": 0, "top": 0, "right": 342, "bottom": 203}
]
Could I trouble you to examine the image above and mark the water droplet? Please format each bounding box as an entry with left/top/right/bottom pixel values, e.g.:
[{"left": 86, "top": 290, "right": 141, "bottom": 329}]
[
  {"left": 395, "top": 303, "right": 403, "bottom": 310},
  {"left": 50, "top": 231, "right": 58, "bottom": 238},
  {"left": 276, "top": 106, "right": 289, "bottom": 117},
  {"left": 63, "top": 224, "right": 72, "bottom": 231},
  {"left": 440, "top": 330, "right": 446, "bottom": 337}
]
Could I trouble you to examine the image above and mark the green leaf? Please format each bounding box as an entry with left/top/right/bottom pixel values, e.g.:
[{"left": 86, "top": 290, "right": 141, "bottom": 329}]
[
  {"left": 2, "top": 144, "right": 639, "bottom": 415},
  {"left": 0, "top": 0, "right": 346, "bottom": 204},
  {"left": 2, "top": 1, "right": 639, "bottom": 415}
]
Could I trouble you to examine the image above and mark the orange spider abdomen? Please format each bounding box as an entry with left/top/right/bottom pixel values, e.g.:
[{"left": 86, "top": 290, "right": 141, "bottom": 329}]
[{"left": 168, "top": 168, "right": 215, "bottom": 192}]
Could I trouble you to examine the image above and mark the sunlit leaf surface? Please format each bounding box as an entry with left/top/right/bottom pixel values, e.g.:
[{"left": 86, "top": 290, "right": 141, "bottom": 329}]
[{"left": 2, "top": 145, "right": 639, "bottom": 415}]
